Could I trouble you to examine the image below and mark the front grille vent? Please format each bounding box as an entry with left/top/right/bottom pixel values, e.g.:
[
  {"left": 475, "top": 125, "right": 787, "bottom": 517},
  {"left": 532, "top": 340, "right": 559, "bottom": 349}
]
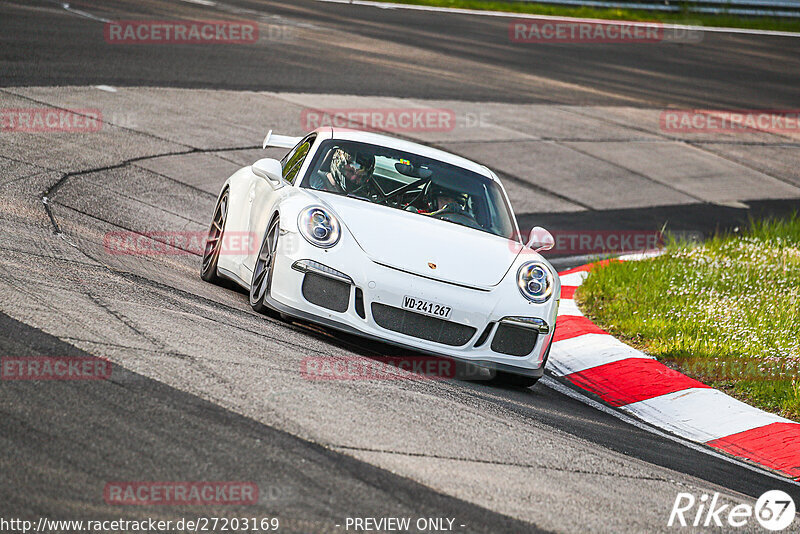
[
  {"left": 473, "top": 323, "right": 494, "bottom": 348},
  {"left": 301, "top": 272, "right": 350, "bottom": 313},
  {"left": 490, "top": 323, "right": 538, "bottom": 357},
  {"left": 371, "top": 303, "right": 476, "bottom": 347},
  {"left": 354, "top": 287, "right": 366, "bottom": 319}
]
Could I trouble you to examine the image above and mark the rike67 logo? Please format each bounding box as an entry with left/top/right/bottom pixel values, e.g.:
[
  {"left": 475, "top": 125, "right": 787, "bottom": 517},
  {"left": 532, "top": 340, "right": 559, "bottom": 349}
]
[{"left": 669, "top": 490, "right": 796, "bottom": 530}]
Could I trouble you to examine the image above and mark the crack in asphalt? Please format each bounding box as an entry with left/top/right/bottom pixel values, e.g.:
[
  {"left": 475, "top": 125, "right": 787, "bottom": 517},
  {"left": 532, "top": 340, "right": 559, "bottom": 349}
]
[
  {"left": 129, "top": 163, "right": 219, "bottom": 199},
  {"left": 41, "top": 145, "right": 259, "bottom": 234},
  {"left": 85, "top": 292, "right": 171, "bottom": 353},
  {"left": 0, "top": 88, "right": 264, "bottom": 234}
]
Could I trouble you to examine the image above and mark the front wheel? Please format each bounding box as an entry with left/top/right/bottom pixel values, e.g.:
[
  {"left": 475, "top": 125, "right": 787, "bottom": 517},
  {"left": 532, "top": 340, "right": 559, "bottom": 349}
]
[
  {"left": 249, "top": 216, "right": 280, "bottom": 315},
  {"left": 488, "top": 371, "right": 539, "bottom": 388},
  {"left": 488, "top": 330, "right": 554, "bottom": 388},
  {"left": 201, "top": 189, "right": 228, "bottom": 283}
]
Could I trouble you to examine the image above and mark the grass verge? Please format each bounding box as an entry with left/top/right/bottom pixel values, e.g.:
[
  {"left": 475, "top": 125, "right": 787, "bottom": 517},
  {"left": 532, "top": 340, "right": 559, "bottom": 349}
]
[
  {"left": 577, "top": 215, "right": 800, "bottom": 421},
  {"left": 372, "top": 0, "right": 800, "bottom": 32}
]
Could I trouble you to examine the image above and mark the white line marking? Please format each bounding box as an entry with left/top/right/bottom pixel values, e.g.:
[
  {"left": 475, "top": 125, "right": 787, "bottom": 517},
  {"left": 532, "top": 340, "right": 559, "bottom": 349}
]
[
  {"left": 549, "top": 333, "right": 652, "bottom": 375},
  {"left": 622, "top": 387, "right": 792, "bottom": 442},
  {"left": 316, "top": 0, "right": 800, "bottom": 38},
  {"left": 178, "top": 0, "right": 218, "bottom": 6},
  {"left": 617, "top": 249, "right": 665, "bottom": 261},
  {"left": 94, "top": 85, "right": 117, "bottom": 93},
  {"left": 59, "top": 2, "right": 111, "bottom": 23},
  {"left": 540, "top": 375, "right": 800, "bottom": 486},
  {"left": 559, "top": 271, "right": 589, "bottom": 286},
  {"left": 556, "top": 298, "right": 583, "bottom": 317}
]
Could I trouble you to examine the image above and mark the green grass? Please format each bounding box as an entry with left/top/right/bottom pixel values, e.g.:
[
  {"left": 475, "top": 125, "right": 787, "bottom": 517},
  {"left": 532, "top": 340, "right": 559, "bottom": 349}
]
[
  {"left": 578, "top": 215, "right": 800, "bottom": 421},
  {"left": 375, "top": 0, "right": 800, "bottom": 32}
]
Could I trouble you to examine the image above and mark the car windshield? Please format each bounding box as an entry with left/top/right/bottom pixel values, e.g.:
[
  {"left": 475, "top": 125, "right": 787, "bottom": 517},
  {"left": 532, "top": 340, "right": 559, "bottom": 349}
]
[{"left": 299, "top": 140, "right": 516, "bottom": 239}]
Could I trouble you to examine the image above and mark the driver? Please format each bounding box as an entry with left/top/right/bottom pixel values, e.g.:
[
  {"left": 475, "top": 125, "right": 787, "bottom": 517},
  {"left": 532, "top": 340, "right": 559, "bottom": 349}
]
[
  {"left": 423, "top": 184, "right": 469, "bottom": 216},
  {"left": 313, "top": 147, "right": 376, "bottom": 196}
]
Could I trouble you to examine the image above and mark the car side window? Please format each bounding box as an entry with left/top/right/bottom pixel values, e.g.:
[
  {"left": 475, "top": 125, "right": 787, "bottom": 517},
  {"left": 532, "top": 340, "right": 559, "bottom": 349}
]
[{"left": 281, "top": 135, "right": 315, "bottom": 185}]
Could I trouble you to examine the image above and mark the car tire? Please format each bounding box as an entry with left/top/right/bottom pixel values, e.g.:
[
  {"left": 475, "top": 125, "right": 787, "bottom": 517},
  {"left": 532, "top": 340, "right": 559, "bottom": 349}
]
[
  {"left": 488, "top": 371, "right": 540, "bottom": 388},
  {"left": 489, "top": 328, "right": 555, "bottom": 388},
  {"left": 249, "top": 215, "right": 280, "bottom": 316},
  {"left": 201, "top": 188, "right": 228, "bottom": 283}
]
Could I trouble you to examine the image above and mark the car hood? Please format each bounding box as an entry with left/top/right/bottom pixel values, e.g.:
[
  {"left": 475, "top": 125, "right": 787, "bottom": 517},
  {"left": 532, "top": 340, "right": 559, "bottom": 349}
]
[{"left": 313, "top": 192, "right": 521, "bottom": 288}]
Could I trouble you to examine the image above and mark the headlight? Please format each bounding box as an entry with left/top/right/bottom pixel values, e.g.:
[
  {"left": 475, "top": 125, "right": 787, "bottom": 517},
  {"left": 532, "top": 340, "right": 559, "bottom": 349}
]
[
  {"left": 298, "top": 206, "right": 341, "bottom": 248},
  {"left": 517, "top": 262, "right": 553, "bottom": 303}
]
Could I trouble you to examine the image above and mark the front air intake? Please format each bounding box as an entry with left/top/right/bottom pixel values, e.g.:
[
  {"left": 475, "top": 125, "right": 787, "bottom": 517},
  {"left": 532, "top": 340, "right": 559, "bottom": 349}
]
[
  {"left": 371, "top": 303, "right": 476, "bottom": 347},
  {"left": 490, "top": 323, "right": 539, "bottom": 357},
  {"left": 301, "top": 272, "right": 350, "bottom": 313}
]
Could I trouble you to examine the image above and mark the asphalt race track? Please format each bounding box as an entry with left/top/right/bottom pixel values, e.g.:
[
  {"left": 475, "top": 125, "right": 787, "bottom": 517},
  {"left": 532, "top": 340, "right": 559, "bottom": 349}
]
[
  {"left": 5, "top": 0, "right": 800, "bottom": 108},
  {"left": 1, "top": 0, "right": 800, "bottom": 532}
]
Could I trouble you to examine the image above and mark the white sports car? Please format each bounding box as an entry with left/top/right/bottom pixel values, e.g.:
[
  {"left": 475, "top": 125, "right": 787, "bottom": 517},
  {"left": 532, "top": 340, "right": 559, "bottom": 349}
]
[{"left": 201, "top": 128, "right": 559, "bottom": 386}]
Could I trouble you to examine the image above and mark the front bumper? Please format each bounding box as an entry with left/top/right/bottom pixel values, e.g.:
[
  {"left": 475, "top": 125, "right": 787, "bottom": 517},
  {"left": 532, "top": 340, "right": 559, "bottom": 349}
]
[{"left": 267, "top": 229, "right": 559, "bottom": 376}]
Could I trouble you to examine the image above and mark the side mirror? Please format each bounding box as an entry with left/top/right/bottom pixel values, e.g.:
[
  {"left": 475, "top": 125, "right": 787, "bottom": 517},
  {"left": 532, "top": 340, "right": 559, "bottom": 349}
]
[
  {"left": 252, "top": 158, "right": 284, "bottom": 186},
  {"left": 527, "top": 226, "right": 555, "bottom": 253}
]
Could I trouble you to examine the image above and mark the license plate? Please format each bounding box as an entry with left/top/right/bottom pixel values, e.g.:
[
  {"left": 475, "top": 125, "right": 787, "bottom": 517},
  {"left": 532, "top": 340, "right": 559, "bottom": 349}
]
[{"left": 402, "top": 295, "right": 452, "bottom": 319}]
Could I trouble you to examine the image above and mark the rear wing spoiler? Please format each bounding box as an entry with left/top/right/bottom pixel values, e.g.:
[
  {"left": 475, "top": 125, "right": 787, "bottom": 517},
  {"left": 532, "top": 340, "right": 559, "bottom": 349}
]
[{"left": 262, "top": 130, "right": 302, "bottom": 149}]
